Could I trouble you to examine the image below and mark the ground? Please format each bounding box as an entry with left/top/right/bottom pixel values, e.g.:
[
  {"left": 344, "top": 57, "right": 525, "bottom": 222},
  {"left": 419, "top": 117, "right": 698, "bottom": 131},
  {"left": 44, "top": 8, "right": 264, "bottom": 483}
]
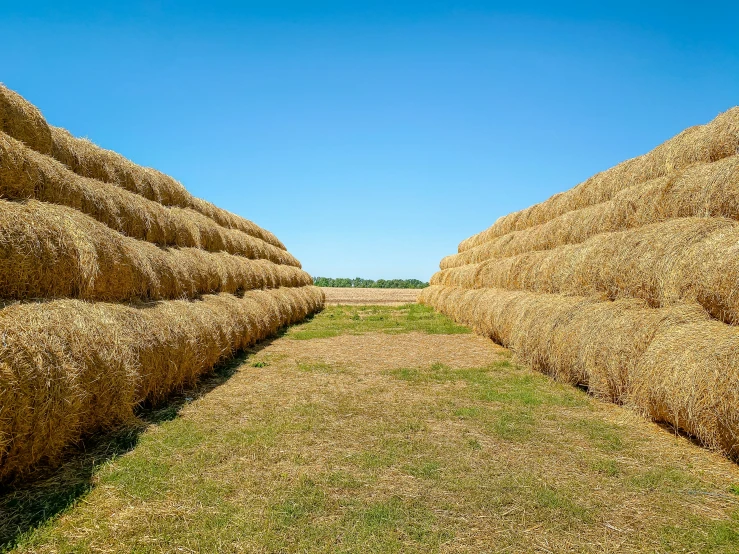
[{"left": 3, "top": 302, "right": 739, "bottom": 553}]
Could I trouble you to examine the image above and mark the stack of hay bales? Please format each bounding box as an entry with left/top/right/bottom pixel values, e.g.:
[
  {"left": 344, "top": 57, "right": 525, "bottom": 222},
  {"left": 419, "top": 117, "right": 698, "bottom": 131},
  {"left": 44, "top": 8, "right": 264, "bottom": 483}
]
[
  {"left": 0, "top": 85, "right": 324, "bottom": 481},
  {"left": 422, "top": 107, "right": 739, "bottom": 456}
]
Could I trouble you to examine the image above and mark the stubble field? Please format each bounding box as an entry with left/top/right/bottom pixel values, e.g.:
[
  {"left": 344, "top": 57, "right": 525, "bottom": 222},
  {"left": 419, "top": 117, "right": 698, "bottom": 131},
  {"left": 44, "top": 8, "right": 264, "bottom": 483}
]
[{"left": 321, "top": 287, "right": 421, "bottom": 305}]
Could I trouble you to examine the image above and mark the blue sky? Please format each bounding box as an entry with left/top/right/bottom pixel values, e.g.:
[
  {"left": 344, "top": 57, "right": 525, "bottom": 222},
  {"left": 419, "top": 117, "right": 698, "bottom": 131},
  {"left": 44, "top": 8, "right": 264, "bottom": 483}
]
[{"left": 2, "top": 1, "right": 738, "bottom": 280}]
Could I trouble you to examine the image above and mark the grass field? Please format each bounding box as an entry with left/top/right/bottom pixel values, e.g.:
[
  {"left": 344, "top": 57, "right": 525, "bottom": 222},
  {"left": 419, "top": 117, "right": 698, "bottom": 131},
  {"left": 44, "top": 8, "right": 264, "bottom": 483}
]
[{"left": 3, "top": 303, "right": 739, "bottom": 553}]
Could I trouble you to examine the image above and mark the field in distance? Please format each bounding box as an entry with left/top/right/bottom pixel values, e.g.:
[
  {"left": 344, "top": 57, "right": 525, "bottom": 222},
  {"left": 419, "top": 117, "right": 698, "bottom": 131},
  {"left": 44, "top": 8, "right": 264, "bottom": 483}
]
[{"left": 321, "top": 287, "right": 420, "bottom": 305}]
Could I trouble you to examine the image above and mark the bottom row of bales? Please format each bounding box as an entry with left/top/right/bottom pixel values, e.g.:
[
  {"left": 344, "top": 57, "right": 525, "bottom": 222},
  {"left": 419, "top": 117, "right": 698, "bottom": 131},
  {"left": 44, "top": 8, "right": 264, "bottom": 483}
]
[
  {"left": 0, "top": 286, "right": 324, "bottom": 482},
  {"left": 420, "top": 285, "right": 739, "bottom": 458}
]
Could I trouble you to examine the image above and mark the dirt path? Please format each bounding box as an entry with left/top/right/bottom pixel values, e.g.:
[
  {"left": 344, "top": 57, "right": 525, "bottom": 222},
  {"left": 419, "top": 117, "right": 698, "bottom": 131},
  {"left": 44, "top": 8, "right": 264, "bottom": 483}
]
[{"left": 6, "top": 305, "right": 739, "bottom": 553}]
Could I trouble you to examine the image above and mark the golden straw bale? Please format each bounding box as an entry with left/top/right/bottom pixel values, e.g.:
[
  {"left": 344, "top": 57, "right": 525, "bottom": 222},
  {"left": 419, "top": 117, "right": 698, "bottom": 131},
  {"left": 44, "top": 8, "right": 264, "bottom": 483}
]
[
  {"left": 0, "top": 132, "right": 173, "bottom": 244},
  {"left": 631, "top": 320, "right": 739, "bottom": 456},
  {"left": 436, "top": 217, "right": 739, "bottom": 324},
  {"left": 0, "top": 84, "right": 53, "bottom": 155},
  {"left": 49, "top": 126, "right": 191, "bottom": 208},
  {"left": 50, "top": 126, "right": 285, "bottom": 250},
  {"left": 441, "top": 155, "right": 739, "bottom": 269},
  {"left": 0, "top": 199, "right": 310, "bottom": 302},
  {"left": 0, "top": 83, "right": 285, "bottom": 250},
  {"left": 0, "top": 300, "right": 139, "bottom": 480},
  {"left": 534, "top": 299, "right": 705, "bottom": 402},
  {"left": 458, "top": 107, "right": 739, "bottom": 253},
  {"left": 187, "top": 196, "right": 283, "bottom": 250},
  {"left": 0, "top": 133, "right": 300, "bottom": 266},
  {"left": 0, "top": 286, "right": 324, "bottom": 481}
]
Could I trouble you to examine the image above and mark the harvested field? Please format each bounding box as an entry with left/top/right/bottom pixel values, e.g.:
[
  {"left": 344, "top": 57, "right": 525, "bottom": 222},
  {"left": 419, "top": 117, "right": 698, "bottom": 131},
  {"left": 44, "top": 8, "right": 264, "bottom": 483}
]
[
  {"left": 0, "top": 86, "right": 322, "bottom": 482},
  {"left": 3, "top": 82, "right": 738, "bottom": 553},
  {"left": 4, "top": 306, "right": 739, "bottom": 553},
  {"left": 321, "top": 287, "right": 421, "bottom": 305},
  {"left": 423, "top": 106, "right": 739, "bottom": 458}
]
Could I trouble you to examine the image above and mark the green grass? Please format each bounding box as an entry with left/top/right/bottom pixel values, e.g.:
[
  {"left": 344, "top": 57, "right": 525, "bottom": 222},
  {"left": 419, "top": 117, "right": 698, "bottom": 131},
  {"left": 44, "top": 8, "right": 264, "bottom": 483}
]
[
  {"left": 570, "top": 418, "right": 627, "bottom": 452},
  {"left": 388, "top": 360, "right": 587, "bottom": 409},
  {"left": 296, "top": 361, "right": 349, "bottom": 374},
  {"left": 285, "top": 304, "right": 470, "bottom": 339},
  {"left": 269, "top": 477, "right": 327, "bottom": 526},
  {"left": 660, "top": 512, "right": 739, "bottom": 553},
  {"left": 4, "top": 305, "right": 739, "bottom": 553}
]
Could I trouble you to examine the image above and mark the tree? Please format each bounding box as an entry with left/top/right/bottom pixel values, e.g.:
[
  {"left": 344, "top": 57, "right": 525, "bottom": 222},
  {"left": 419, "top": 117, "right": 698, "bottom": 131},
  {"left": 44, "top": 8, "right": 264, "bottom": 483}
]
[{"left": 312, "top": 277, "right": 429, "bottom": 289}]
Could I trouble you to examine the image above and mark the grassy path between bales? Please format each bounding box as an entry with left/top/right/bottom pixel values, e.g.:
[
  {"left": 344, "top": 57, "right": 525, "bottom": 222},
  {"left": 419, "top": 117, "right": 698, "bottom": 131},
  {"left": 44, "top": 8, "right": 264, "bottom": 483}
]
[{"left": 4, "top": 304, "right": 739, "bottom": 553}]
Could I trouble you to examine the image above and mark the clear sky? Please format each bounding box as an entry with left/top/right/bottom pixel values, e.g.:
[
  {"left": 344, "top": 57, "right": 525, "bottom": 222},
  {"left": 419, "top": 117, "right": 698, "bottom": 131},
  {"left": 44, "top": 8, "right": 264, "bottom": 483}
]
[{"left": 2, "top": 1, "right": 738, "bottom": 280}]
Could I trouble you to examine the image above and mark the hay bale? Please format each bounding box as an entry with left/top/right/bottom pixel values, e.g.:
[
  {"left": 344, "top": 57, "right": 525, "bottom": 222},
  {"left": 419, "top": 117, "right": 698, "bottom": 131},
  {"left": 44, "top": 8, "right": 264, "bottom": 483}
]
[
  {"left": 0, "top": 199, "right": 310, "bottom": 302},
  {"left": 0, "top": 84, "right": 53, "bottom": 155},
  {"left": 49, "top": 126, "right": 192, "bottom": 208},
  {"left": 0, "top": 83, "right": 285, "bottom": 250},
  {"left": 436, "top": 217, "right": 739, "bottom": 324},
  {"left": 631, "top": 320, "right": 739, "bottom": 456},
  {"left": 0, "top": 286, "right": 324, "bottom": 481},
  {"left": 441, "top": 155, "right": 739, "bottom": 269},
  {"left": 458, "top": 108, "right": 739, "bottom": 253},
  {"left": 0, "top": 133, "right": 300, "bottom": 267},
  {"left": 0, "top": 300, "right": 139, "bottom": 480},
  {"left": 187, "top": 196, "right": 283, "bottom": 251}
]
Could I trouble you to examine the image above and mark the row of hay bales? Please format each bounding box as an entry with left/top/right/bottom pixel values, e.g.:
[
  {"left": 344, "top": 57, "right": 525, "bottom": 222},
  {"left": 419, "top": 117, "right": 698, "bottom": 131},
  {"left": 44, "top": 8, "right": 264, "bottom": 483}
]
[
  {"left": 421, "top": 107, "right": 739, "bottom": 457},
  {"left": 0, "top": 86, "right": 283, "bottom": 248},
  {"left": 433, "top": 217, "right": 739, "bottom": 324},
  {"left": 0, "top": 133, "right": 298, "bottom": 265},
  {"left": 0, "top": 85, "right": 324, "bottom": 482},
  {"left": 0, "top": 200, "right": 311, "bottom": 301},
  {"left": 442, "top": 154, "right": 739, "bottom": 269},
  {"left": 457, "top": 108, "right": 739, "bottom": 252}
]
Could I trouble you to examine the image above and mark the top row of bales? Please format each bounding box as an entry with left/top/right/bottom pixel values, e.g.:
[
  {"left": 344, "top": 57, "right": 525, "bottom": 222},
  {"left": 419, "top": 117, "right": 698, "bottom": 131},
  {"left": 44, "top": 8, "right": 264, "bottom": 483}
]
[
  {"left": 0, "top": 84, "right": 324, "bottom": 482},
  {"left": 0, "top": 85, "right": 283, "bottom": 248},
  {"left": 457, "top": 107, "right": 739, "bottom": 252},
  {"left": 421, "top": 106, "right": 739, "bottom": 458}
]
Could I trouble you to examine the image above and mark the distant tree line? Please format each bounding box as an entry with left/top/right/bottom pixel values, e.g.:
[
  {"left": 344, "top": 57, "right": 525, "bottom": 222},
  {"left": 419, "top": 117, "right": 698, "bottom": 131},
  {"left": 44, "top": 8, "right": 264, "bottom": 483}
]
[{"left": 313, "top": 277, "right": 429, "bottom": 289}]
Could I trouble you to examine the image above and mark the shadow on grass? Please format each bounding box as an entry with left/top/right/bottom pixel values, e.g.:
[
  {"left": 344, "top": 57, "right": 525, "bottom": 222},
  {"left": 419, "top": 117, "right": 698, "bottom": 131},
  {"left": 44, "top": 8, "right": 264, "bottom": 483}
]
[{"left": 0, "top": 336, "right": 280, "bottom": 551}]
